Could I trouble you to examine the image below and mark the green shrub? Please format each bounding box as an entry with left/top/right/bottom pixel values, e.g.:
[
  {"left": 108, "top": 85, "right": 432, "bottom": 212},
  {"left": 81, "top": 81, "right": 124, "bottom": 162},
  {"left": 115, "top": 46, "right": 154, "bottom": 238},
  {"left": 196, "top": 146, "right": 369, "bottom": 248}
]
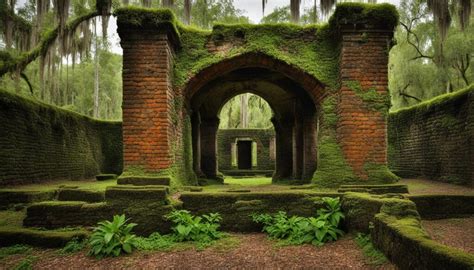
[
  {"left": 354, "top": 233, "right": 387, "bottom": 265},
  {"left": 252, "top": 197, "right": 345, "bottom": 246},
  {"left": 165, "top": 210, "right": 224, "bottom": 243},
  {"left": 88, "top": 215, "right": 138, "bottom": 258}
]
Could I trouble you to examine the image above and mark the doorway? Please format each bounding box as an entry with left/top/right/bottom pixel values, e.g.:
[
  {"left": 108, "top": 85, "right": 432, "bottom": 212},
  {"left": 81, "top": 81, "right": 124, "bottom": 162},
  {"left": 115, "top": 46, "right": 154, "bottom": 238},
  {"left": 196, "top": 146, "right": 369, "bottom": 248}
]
[{"left": 237, "top": 140, "right": 252, "bottom": 169}]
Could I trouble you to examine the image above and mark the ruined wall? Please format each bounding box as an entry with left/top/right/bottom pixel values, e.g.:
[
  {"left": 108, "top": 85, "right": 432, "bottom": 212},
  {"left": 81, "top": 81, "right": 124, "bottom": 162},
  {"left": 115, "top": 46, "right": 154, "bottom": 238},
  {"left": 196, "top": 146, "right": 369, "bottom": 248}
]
[
  {"left": 217, "top": 129, "right": 275, "bottom": 171},
  {"left": 0, "top": 90, "right": 123, "bottom": 186},
  {"left": 388, "top": 85, "right": 474, "bottom": 186}
]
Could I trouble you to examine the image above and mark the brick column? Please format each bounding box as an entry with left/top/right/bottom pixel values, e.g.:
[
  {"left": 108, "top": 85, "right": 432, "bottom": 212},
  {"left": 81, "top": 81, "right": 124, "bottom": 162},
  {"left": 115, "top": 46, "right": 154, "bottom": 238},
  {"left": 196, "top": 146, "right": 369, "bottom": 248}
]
[
  {"left": 272, "top": 117, "right": 293, "bottom": 181},
  {"left": 191, "top": 112, "right": 204, "bottom": 177},
  {"left": 200, "top": 117, "right": 219, "bottom": 179},
  {"left": 338, "top": 27, "right": 393, "bottom": 177},
  {"left": 292, "top": 103, "right": 304, "bottom": 180},
  {"left": 118, "top": 26, "right": 178, "bottom": 174},
  {"left": 302, "top": 110, "right": 317, "bottom": 181}
]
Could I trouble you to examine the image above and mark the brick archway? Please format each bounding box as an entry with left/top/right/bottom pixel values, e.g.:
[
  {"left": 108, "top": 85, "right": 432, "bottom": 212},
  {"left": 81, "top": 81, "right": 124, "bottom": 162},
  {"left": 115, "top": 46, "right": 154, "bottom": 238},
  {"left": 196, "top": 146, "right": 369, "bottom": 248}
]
[
  {"left": 186, "top": 57, "right": 323, "bottom": 183},
  {"left": 116, "top": 4, "right": 399, "bottom": 187}
]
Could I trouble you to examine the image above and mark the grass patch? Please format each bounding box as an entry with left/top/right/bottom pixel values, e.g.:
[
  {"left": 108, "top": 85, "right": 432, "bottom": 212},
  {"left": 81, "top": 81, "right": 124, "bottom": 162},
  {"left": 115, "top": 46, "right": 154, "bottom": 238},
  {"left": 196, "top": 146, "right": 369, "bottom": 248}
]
[
  {"left": 354, "top": 233, "right": 387, "bottom": 265},
  {"left": 12, "top": 255, "right": 37, "bottom": 270},
  {"left": 0, "top": 245, "right": 32, "bottom": 260},
  {"left": 0, "top": 210, "right": 26, "bottom": 228}
]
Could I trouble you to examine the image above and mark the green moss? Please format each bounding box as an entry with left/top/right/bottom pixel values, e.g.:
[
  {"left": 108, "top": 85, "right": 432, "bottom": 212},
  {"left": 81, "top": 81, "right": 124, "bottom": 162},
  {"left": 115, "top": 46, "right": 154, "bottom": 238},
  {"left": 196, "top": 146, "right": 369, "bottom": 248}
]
[
  {"left": 312, "top": 136, "right": 357, "bottom": 187},
  {"left": 375, "top": 214, "right": 474, "bottom": 268},
  {"left": 0, "top": 227, "right": 89, "bottom": 248},
  {"left": 344, "top": 80, "right": 391, "bottom": 116},
  {"left": 329, "top": 3, "right": 399, "bottom": 30},
  {"left": 173, "top": 22, "right": 339, "bottom": 89},
  {"left": 0, "top": 89, "right": 122, "bottom": 185},
  {"left": 390, "top": 84, "right": 474, "bottom": 116},
  {"left": 363, "top": 163, "right": 400, "bottom": 185}
]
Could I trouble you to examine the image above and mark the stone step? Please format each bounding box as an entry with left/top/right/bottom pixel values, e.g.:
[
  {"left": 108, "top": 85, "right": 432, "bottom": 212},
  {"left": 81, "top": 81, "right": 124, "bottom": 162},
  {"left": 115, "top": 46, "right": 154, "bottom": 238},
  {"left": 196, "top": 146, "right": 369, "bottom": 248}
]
[
  {"left": 0, "top": 227, "right": 89, "bottom": 248},
  {"left": 338, "top": 184, "right": 409, "bottom": 194},
  {"left": 117, "top": 176, "right": 170, "bottom": 186},
  {"left": 0, "top": 190, "right": 56, "bottom": 210},
  {"left": 57, "top": 188, "right": 105, "bottom": 202},
  {"left": 96, "top": 174, "right": 118, "bottom": 181},
  {"left": 24, "top": 201, "right": 112, "bottom": 229}
]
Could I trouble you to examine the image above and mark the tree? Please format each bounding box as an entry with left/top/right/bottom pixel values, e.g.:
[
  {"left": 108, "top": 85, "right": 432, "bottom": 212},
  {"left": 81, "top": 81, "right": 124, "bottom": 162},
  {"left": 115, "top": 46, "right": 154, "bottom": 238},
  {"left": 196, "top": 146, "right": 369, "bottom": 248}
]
[{"left": 389, "top": 0, "right": 473, "bottom": 110}]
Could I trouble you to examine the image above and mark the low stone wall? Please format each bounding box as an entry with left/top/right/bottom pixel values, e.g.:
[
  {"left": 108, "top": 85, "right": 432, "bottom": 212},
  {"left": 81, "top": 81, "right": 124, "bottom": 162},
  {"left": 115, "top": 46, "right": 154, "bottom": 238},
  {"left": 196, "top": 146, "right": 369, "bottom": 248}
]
[
  {"left": 217, "top": 129, "right": 275, "bottom": 171},
  {"left": 0, "top": 90, "right": 123, "bottom": 185},
  {"left": 180, "top": 192, "right": 339, "bottom": 231},
  {"left": 408, "top": 195, "right": 474, "bottom": 219},
  {"left": 388, "top": 85, "right": 474, "bottom": 186}
]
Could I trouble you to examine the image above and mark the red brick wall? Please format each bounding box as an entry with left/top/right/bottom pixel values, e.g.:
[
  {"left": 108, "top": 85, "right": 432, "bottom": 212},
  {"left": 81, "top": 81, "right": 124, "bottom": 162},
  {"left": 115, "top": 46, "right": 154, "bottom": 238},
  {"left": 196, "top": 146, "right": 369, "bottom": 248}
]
[
  {"left": 338, "top": 29, "right": 392, "bottom": 177},
  {"left": 119, "top": 29, "right": 175, "bottom": 172}
]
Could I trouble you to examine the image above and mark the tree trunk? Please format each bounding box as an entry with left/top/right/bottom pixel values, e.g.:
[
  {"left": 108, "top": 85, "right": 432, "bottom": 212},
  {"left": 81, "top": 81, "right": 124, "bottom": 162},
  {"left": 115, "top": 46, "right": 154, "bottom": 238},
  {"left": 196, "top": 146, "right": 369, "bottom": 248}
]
[{"left": 93, "top": 18, "right": 100, "bottom": 118}]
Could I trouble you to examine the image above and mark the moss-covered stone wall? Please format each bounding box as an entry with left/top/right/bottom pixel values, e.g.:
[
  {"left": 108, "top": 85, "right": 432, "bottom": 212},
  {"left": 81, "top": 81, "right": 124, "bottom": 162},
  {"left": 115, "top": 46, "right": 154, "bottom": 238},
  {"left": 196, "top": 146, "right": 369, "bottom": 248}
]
[
  {"left": 217, "top": 129, "right": 275, "bottom": 171},
  {"left": 388, "top": 85, "right": 474, "bottom": 186},
  {"left": 0, "top": 89, "right": 123, "bottom": 185}
]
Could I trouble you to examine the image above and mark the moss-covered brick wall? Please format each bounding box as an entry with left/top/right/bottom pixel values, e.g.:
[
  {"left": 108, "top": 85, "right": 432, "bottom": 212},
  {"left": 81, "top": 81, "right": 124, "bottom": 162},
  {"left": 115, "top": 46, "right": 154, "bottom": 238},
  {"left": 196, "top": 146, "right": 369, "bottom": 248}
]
[
  {"left": 115, "top": 3, "right": 399, "bottom": 187},
  {"left": 388, "top": 85, "right": 474, "bottom": 186},
  {"left": 217, "top": 129, "right": 275, "bottom": 171},
  {"left": 0, "top": 89, "right": 123, "bottom": 185}
]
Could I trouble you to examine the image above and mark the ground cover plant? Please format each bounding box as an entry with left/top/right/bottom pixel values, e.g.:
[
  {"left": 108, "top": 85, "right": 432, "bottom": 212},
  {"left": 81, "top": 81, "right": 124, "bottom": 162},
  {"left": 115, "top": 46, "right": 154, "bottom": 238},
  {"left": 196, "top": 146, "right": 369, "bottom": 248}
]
[
  {"left": 88, "top": 215, "right": 138, "bottom": 258},
  {"left": 354, "top": 233, "right": 387, "bottom": 265},
  {"left": 252, "top": 197, "right": 345, "bottom": 246}
]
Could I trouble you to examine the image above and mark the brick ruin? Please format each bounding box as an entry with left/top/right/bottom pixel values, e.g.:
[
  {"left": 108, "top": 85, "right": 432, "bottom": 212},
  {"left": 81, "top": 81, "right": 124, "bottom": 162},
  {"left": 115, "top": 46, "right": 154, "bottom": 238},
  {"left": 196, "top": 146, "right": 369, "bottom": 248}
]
[{"left": 115, "top": 4, "right": 400, "bottom": 187}]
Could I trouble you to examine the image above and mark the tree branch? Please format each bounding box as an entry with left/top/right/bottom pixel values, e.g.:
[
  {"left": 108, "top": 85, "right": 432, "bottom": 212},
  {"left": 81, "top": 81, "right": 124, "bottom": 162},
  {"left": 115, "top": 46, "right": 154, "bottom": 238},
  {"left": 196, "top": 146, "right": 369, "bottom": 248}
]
[{"left": 0, "top": 11, "right": 102, "bottom": 77}]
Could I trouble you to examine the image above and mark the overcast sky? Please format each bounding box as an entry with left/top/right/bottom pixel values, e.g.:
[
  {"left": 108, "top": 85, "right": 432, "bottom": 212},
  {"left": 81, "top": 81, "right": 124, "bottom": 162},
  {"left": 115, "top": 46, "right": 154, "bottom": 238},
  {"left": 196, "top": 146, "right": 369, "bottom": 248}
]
[{"left": 234, "top": 0, "right": 400, "bottom": 23}]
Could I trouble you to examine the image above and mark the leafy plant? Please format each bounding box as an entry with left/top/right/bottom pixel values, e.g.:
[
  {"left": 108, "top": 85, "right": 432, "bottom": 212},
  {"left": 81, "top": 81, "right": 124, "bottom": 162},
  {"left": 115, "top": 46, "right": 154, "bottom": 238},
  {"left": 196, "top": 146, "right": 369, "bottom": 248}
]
[
  {"left": 88, "top": 215, "right": 138, "bottom": 257},
  {"left": 355, "top": 233, "right": 387, "bottom": 265},
  {"left": 252, "top": 197, "right": 345, "bottom": 246},
  {"left": 60, "top": 237, "right": 86, "bottom": 254},
  {"left": 165, "top": 210, "right": 224, "bottom": 243}
]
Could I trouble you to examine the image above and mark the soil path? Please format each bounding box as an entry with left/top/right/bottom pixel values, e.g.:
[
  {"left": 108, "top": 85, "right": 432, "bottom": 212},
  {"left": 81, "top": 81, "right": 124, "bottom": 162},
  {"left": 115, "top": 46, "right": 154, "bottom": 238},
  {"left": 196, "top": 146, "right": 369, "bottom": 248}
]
[
  {"left": 2, "top": 234, "right": 395, "bottom": 270},
  {"left": 422, "top": 217, "right": 474, "bottom": 254}
]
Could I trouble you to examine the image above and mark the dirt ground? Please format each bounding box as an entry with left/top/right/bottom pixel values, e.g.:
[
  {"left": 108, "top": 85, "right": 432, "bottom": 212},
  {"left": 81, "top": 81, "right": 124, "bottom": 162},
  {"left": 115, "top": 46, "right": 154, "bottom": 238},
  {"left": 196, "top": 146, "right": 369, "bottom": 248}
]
[
  {"left": 0, "top": 234, "right": 395, "bottom": 270},
  {"left": 399, "top": 179, "right": 474, "bottom": 195},
  {"left": 422, "top": 217, "right": 474, "bottom": 254}
]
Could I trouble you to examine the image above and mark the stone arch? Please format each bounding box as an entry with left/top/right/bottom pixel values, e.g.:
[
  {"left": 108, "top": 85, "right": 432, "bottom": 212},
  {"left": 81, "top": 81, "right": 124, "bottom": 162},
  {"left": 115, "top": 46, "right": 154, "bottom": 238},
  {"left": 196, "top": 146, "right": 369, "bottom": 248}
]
[
  {"left": 186, "top": 52, "right": 324, "bottom": 183},
  {"left": 184, "top": 52, "right": 328, "bottom": 106}
]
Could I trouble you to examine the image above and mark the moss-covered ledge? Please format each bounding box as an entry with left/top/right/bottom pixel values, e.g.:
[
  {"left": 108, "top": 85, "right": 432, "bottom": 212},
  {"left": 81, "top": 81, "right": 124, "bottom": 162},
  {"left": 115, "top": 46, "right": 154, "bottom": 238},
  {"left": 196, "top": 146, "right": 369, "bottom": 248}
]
[
  {"left": 114, "top": 7, "right": 181, "bottom": 48},
  {"left": 329, "top": 3, "right": 399, "bottom": 31}
]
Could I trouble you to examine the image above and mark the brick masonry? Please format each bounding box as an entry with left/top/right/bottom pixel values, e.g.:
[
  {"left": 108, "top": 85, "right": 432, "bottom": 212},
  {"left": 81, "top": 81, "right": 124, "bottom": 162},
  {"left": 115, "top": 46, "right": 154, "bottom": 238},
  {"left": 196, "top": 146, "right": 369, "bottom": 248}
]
[
  {"left": 118, "top": 16, "right": 395, "bottom": 183},
  {"left": 0, "top": 90, "right": 122, "bottom": 186},
  {"left": 388, "top": 89, "right": 474, "bottom": 186},
  {"left": 338, "top": 29, "right": 392, "bottom": 177}
]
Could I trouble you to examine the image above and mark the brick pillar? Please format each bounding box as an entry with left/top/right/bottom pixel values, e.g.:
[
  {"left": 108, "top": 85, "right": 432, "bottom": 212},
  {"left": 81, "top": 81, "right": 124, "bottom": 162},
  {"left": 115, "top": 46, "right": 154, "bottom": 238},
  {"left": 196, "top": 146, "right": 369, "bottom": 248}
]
[
  {"left": 118, "top": 25, "right": 178, "bottom": 175},
  {"left": 302, "top": 110, "right": 317, "bottom": 181},
  {"left": 200, "top": 117, "right": 219, "bottom": 179},
  {"left": 293, "top": 103, "right": 304, "bottom": 179},
  {"left": 272, "top": 117, "right": 293, "bottom": 181},
  {"left": 338, "top": 27, "right": 393, "bottom": 176},
  {"left": 191, "top": 112, "right": 204, "bottom": 177}
]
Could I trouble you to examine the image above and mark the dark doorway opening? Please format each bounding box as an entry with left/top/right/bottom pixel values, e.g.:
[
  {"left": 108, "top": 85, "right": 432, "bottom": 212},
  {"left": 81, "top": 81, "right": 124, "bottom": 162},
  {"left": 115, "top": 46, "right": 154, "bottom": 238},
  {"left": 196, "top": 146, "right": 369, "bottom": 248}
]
[{"left": 237, "top": 140, "right": 252, "bottom": 169}]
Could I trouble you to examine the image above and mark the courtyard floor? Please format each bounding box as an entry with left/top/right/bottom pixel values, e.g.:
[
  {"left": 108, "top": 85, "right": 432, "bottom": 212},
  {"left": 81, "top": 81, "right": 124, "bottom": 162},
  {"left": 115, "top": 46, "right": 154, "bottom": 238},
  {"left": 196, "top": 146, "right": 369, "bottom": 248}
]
[{"left": 0, "top": 233, "right": 395, "bottom": 270}]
